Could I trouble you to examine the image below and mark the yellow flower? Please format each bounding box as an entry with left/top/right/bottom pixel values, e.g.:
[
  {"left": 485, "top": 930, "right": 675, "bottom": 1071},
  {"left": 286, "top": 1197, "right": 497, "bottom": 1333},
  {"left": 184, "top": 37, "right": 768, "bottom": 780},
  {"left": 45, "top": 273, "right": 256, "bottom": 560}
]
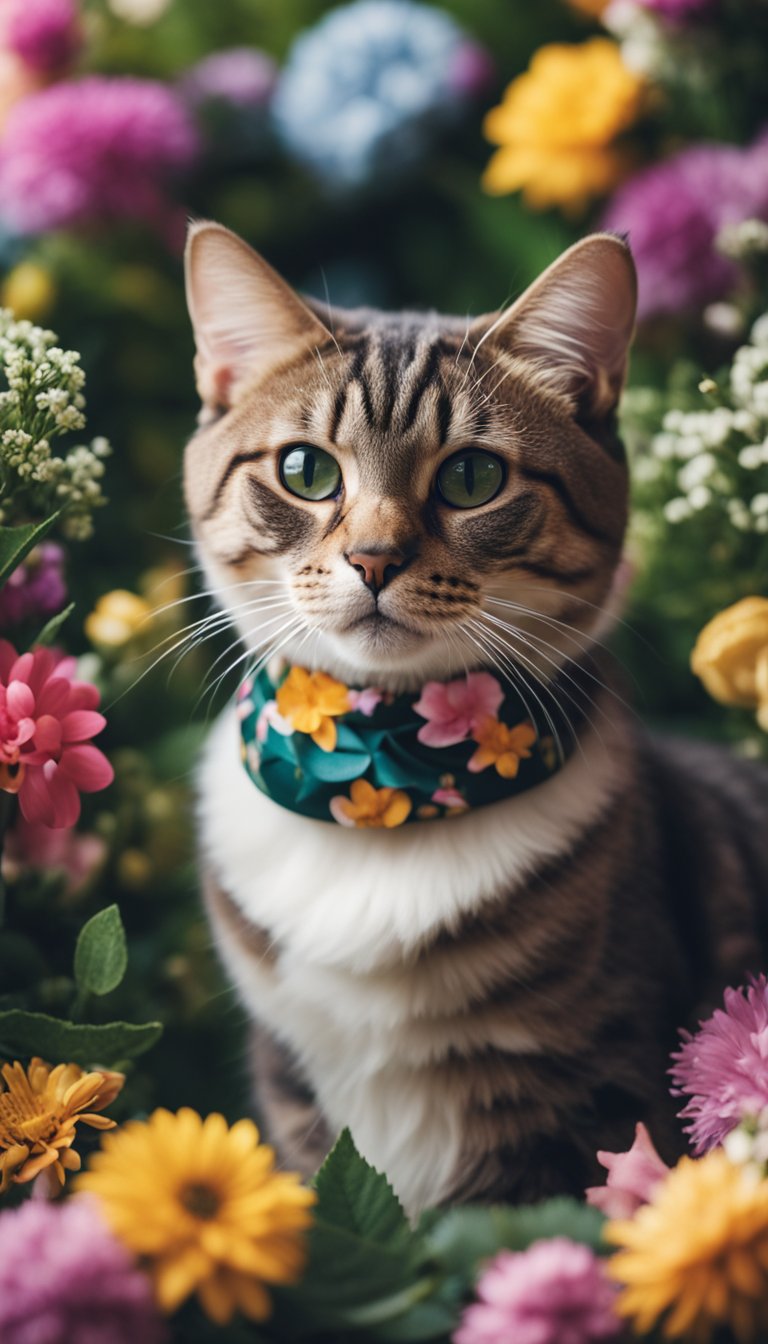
[
  {"left": 1, "top": 261, "right": 56, "bottom": 321},
  {"left": 566, "top": 0, "right": 611, "bottom": 15},
  {"left": 0, "top": 1057, "right": 123, "bottom": 1194},
  {"left": 330, "top": 778, "right": 412, "bottom": 828},
  {"left": 483, "top": 39, "right": 645, "bottom": 210},
  {"left": 691, "top": 597, "right": 768, "bottom": 731},
  {"left": 607, "top": 1151, "right": 768, "bottom": 1342},
  {"left": 276, "top": 666, "right": 350, "bottom": 751},
  {"left": 85, "top": 589, "right": 153, "bottom": 650},
  {"left": 76, "top": 1107, "right": 316, "bottom": 1324},
  {"left": 468, "top": 717, "right": 537, "bottom": 778}
]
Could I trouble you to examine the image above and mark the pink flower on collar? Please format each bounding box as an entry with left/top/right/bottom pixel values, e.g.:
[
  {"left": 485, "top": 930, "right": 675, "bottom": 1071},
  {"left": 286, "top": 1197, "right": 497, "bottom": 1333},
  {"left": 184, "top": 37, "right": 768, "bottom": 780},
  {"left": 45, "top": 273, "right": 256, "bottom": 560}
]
[
  {"left": 414, "top": 672, "right": 503, "bottom": 748},
  {"left": 586, "top": 1122, "right": 670, "bottom": 1220}
]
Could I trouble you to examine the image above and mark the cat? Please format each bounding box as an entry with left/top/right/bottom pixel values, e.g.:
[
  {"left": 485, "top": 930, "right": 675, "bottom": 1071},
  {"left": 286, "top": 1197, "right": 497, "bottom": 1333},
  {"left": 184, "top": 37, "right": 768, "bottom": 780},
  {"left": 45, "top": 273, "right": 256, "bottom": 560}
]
[{"left": 183, "top": 220, "right": 768, "bottom": 1216}]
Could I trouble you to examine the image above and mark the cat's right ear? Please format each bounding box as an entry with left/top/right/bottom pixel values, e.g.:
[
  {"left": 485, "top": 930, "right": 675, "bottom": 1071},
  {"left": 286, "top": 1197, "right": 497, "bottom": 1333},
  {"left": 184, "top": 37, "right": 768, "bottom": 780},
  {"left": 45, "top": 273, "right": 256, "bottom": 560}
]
[{"left": 184, "top": 221, "right": 331, "bottom": 416}]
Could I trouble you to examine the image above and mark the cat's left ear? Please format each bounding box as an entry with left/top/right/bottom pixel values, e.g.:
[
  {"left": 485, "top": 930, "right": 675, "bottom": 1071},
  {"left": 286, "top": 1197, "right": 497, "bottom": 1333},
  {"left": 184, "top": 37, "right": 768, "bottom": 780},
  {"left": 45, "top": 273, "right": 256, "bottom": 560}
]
[{"left": 471, "top": 233, "right": 637, "bottom": 422}]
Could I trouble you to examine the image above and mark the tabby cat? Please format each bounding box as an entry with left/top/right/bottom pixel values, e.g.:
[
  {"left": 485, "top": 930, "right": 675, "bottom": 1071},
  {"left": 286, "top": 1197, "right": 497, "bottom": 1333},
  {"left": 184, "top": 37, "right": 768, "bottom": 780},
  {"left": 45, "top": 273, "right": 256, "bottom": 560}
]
[{"left": 184, "top": 221, "right": 768, "bottom": 1215}]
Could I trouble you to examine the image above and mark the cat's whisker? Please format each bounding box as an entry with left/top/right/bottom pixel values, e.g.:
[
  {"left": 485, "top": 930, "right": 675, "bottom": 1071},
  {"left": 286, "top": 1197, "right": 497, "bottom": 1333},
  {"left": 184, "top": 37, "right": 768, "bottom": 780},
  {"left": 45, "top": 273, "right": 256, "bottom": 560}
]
[
  {"left": 140, "top": 594, "right": 293, "bottom": 657},
  {"left": 146, "top": 578, "right": 287, "bottom": 623},
  {"left": 165, "top": 601, "right": 296, "bottom": 685},
  {"left": 197, "top": 617, "right": 306, "bottom": 719},
  {"left": 465, "top": 617, "right": 569, "bottom": 766},
  {"left": 197, "top": 605, "right": 300, "bottom": 688},
  {"left": 460, "top": 618, "right": 564, "bottom": 763}
]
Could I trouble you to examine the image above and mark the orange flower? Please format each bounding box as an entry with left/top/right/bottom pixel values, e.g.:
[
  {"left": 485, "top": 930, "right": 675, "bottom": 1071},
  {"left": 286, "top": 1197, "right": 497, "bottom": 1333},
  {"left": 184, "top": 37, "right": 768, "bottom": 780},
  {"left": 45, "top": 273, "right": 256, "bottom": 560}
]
[
  {"left": 275, "top": 666, "right": 350, "bottom": 751},
  {"left": 468, "top": 718, "right": 537, "bottom": 778},
  {"left": 566, "top": 0, "right": 611, "bottom": 16},
  {"left": 330, "top": 778, "right": 412, "bottom": 828},
  {"left": 0, "top": 1057, "right": 123, "bottom": 1193}
]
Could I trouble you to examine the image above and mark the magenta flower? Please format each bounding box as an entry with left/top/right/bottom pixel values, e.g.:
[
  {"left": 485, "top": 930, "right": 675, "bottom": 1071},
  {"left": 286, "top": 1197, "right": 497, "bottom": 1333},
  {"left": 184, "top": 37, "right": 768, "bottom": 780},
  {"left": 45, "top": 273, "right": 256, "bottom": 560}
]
[
  {"left": 3, "top": 812, "right": 106, "bottom": 893},
  {"left": 432, "top": 785, "right": 468, "bottom": 809},
  {"left": 0, "top": 76, "right": 199, "bottom": 244},
  {"left": 670, "top": 976, "right": 768, "bottom": 1154},
  {"left": 3, "top": 0, "right": 82, "bottom": 75},
  {"left": 414, "top": 672, "right": 503, "bottom": 748},
  {"left": 0, "top": 640, "right": 113, "bottom": 828},
  {"left": 0, "top": 543, "right": 67, "bottom": 630},
  {"left": 636, "top": 0, "right": 714, "bottom": 17},
  {"left": 586, "top": 1122, "right": 670, "bottom": 1219},
  {"left": 454, "top": 1239, "right": 621, "bottom": 1344},
  {"left": 0, "top": 1198, "right": 166, "bottom": 1344}
]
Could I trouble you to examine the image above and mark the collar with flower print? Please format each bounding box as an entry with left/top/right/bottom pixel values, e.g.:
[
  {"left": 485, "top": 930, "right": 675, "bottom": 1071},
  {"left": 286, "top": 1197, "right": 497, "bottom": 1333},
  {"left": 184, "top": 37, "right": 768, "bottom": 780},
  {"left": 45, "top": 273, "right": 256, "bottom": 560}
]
[{"left": 236, "top": 661, "right": 588, "bottom": 828}]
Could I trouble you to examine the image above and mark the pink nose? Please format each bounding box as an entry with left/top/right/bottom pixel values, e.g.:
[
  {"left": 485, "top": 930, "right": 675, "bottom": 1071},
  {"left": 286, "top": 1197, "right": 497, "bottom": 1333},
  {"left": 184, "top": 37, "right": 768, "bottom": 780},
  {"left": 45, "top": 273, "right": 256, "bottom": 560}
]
[{"left": 346, "top": 549, "right": 406, "bottom": 594}]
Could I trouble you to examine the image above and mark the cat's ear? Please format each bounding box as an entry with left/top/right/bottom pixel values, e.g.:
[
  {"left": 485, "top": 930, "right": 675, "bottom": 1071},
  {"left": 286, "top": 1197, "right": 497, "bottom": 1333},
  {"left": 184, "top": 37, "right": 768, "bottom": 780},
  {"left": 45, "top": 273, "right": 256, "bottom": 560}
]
[
  {"left": 471, "top": 234, "right": 637, "bottom": 422},
  {"left": 184, "top": 220, "right": 332, "bottom": 415}
]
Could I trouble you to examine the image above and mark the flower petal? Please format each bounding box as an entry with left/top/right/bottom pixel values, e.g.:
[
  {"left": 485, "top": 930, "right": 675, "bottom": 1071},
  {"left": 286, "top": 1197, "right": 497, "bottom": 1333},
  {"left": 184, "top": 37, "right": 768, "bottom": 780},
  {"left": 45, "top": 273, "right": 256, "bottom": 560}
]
[
  {"left": 60, "top": 710, "right": 107, "bottom": 743},
  {"left": 58, "top": 744, "right": 114, "bottom": 791}
]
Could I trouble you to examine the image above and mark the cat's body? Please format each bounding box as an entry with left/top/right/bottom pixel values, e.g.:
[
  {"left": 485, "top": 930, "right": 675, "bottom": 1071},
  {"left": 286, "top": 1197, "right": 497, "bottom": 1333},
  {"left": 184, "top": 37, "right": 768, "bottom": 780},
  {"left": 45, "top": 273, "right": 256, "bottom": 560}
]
[{"left": 184, "top": 223, "right": 768, "bottom": 1214}]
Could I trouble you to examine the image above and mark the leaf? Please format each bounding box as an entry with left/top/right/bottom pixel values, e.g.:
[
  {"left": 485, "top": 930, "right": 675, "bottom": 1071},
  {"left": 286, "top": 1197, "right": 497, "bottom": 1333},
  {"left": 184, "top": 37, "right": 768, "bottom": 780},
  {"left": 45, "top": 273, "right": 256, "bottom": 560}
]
[
  {"left": 313, "top": 1128, "right": 410, "bottom": 1246},
  {"left": 0, "top": 515, "right": 59, "bottom": 589},
  {"left": 426, "top": 1199, "right": 607, "bottom": 1280},
  {"left": 35, "top": 602, "right": 75, "bottom": 647},
  {"left": 74, "top": 905, "right": 128, "bottom": 996},
  {"left": 0, "top": 1009, "right": 162, "bottom": 1066}
]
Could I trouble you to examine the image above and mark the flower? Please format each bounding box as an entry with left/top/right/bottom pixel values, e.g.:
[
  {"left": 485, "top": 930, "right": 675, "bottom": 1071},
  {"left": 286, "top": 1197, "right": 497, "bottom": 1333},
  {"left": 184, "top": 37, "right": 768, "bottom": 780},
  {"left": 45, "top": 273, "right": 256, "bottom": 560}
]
[
  {"left": 330, "top": 778, "right": 412, "bottom": 828},
  {"left": 483, "top": 39, "right": 645, "bottom": 210},
  {"left": 468, "top": 718, "right": 537, "bottom": 778},
  {"left": 432, "top": 785, "right": 468, "bottom": 810},
  {"left": 2, "top": 812, "right": 106, "bottom": 894},
  {"left": 0, "top": 1198, "right": 166, "bottom": 1344},
  {"left": 607, "top": 1150, "right": 768, "bottom": 1341},
  {"left": 567, "top": 0, "right": 612, "bottom": 16},
  {"left": 0, "top": 77, "right": 199, "bottom": 244},
  {"left": 275, "top": 666, "right": 350, "bottom": 751},
  {"left": 77, "top": 1107, "right": 316, "bottom": 1323},
  {"left": 0, "top": 542, "right": 66, "bottom": 629},
  {"left": 180, "top": 48, "right": 277, "bottom": 111},
  {"left": 635, "top": 0, "right": 714, "bottom": 17},
  {"left": 107, "top": 0, "right": 172, "bottom": 23},
  {"left": 670, "top": 976, "right": 768, "bottom": 1154},
  {"left": 0, "top": 641, "right": 113, "bottom": 827},
  {"left": 347, "top": 686, "right": 384, "bottom": 715},
  {"left": 273, "top": 0, "right": 487, "bottom": 188},
  {"left": 586, "top": 1123, "right": 671, "bottom": 1219},
  {"left": 85, "top": 589, "right": 153, "bottom": 651},
  {"left": 454, "top": 1237, "right": 621, "bottom": 1344},
  {"left": 0, "top": 1057, "right": 123, "bottom": 1193},
  {"left": 602, "top": 136, "right": 768, "bottom": 319},
  {"left": 414, "top": 672, "right": 503, "bottom": 748},
  {"left": 3, "top": 0, "right": 82, "bottom": 76},
  {"left": 690, "top": 598, "right": 768, "bottom": 732},
  {"left": 0, "top": 259, "right": 57, "bottom": 320}
]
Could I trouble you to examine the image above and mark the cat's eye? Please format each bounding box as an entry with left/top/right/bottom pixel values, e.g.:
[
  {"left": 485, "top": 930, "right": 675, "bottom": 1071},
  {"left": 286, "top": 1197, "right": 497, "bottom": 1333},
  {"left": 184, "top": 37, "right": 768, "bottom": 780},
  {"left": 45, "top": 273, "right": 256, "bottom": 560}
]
[
  {"left": 279, "top": 445, "right": 342, "bottom": 501},
  {"left": 436, "top": 451, "right": 504, "bottom": 509}
]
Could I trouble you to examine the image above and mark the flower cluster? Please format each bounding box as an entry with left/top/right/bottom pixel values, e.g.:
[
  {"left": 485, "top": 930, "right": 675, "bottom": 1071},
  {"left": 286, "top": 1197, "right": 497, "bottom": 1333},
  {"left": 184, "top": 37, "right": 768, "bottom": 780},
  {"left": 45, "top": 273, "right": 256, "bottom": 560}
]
[
  {"left": 2, "top": 0, "right": 82, "bottom": 76},
  {"left": 414, "top": 673, "right": 536, "bottom": 777},
  {"left": 0, "top": 539, "right": 66, "bottom": 628},
  {"left": 0, "top": 310, "right": 111, "bottom": 538}
]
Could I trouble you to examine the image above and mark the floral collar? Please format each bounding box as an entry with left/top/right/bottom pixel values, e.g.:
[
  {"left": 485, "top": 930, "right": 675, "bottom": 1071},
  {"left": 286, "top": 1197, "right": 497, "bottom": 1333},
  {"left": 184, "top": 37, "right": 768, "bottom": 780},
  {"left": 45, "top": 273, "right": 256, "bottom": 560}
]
[{"left": 236, "top": 662, "right": 580, "bottom": 828}]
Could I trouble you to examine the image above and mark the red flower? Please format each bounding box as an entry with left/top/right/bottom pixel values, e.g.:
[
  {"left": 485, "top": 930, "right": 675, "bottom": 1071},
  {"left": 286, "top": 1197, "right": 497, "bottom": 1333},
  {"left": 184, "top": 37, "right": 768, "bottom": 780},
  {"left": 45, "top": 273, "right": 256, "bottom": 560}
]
[{"left": 0, "top": 641, "right": 113, "bottom": 828}]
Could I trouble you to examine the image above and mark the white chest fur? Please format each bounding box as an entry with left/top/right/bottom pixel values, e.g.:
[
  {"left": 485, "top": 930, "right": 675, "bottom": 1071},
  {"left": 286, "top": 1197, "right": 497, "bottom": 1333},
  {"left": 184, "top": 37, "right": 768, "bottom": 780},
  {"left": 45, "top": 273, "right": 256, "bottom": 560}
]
[{"left": 200, "top": 709, "right": 621, "bottom": 1210}]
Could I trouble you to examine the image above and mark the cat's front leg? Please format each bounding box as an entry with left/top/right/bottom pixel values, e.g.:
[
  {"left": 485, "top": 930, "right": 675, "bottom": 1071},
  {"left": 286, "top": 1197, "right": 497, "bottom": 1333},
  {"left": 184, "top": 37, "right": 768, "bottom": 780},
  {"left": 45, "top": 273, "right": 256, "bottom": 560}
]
[{"left": 249, "top": 1024, "right": 334, "bottom": 1178}]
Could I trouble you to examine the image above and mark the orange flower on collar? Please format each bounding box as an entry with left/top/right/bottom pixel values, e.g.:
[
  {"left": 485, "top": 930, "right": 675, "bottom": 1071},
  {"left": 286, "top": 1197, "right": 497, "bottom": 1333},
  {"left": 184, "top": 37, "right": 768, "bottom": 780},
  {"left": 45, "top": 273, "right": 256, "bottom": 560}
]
[
  {"left": 275, "top": 667, "right": 350, "bottom": 752},
  {"left": 468, "top": 717, "right": 537, "bottom": 779},
  {"left": 330, "top": 779, "right": 412, "bottom": 828}
]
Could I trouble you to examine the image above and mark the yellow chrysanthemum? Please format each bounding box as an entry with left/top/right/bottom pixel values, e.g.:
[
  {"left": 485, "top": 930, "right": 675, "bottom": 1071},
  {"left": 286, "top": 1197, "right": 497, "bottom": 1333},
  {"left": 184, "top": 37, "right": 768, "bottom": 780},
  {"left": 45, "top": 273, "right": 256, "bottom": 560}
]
[
  {"left": 276, "top": 666, "right": 350, "bottom": 751},
  {"left": 607, "top": 1151, "right": 768, "bottom": 1342},
  {"left": 77, "top": 1107, "right": 316, "bottom": 1324},
  {"left": 330, "top": 777, "right": 412, "bottom": 828},
  {"left": 0, "top": 1057, "right": 123, "bottom": 1193},
  {"left": 691, "top": 597, "right": 768, "bottom": 731},
  {"left": 468, "top": 718, "right": 537, "bottom": 778},
  {"left": 483, "top": 38, "right": 645, "bottom": 210}
]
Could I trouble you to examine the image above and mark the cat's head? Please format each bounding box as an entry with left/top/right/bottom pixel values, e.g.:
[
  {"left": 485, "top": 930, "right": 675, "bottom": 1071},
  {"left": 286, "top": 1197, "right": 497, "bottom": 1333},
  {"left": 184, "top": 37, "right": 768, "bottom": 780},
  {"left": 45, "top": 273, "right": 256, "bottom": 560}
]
[{"left": 183, "top": 222, "right": 636, "bottom": 692}]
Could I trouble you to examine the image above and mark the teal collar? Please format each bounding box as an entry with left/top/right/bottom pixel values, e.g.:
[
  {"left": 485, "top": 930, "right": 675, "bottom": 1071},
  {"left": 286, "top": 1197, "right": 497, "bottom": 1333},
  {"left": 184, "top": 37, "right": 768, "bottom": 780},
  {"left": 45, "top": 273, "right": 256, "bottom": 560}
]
[{"left": 237, "top": 661, "right": 578, "bottom": 827}]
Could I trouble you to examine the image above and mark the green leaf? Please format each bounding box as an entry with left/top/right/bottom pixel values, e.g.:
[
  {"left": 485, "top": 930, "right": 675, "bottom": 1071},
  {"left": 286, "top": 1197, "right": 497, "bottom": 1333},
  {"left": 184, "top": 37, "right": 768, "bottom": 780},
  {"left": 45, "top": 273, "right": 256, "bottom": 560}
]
[
  {"left": 35, "top": 602, "right": 75, "bottom": 647},
  {"left": 313, "top": 1128, "right": 410, "bottom": 1246},
  {"left": 426, "top": 1199, "right": 607, "bottom": 1281},
  {"left": 0, "top": 515, "right": 59, "bottom": 588},
  {"left": 0, "top": 1009, "right": 162, "bottom": 1066},
  {"left": 74, "top": 905, "right": 127, "bottom": 996}
]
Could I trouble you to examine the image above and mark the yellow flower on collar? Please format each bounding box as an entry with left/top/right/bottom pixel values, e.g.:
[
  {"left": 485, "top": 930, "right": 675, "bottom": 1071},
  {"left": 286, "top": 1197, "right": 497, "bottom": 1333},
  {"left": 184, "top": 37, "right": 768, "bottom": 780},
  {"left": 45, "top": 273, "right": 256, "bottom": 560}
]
[
  {"left": 468, "top": 717, "right": 537, "bottom": 779},
  {"left": 275, "top": 666, "right": 350, "bottom": 751},
  {"left": 330, "top": 778, "right": 412, "bottom": 828},
  {"left": 691, "top": 597, "right": 768, "bottom": 731}
]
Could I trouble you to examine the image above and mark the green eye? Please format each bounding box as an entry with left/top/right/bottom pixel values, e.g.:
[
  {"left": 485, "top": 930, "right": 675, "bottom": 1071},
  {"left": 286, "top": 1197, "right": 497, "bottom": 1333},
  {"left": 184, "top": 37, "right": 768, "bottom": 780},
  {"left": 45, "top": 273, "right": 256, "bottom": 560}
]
[
  {"left": 436, "top": 451, "right": 504, "bottom": 509},
  {"left": 279, "top": 445, "right": 342, "bottom": 501}
]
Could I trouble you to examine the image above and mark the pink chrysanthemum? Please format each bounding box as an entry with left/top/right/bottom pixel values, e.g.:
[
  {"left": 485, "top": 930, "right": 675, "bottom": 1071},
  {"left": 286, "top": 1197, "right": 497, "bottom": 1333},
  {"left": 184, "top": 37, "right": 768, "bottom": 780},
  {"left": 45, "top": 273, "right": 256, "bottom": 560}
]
[
  {"left": 3, "top": 0, "right": 82, "bottom": 75},
  {"left": 0, "top": 1197, "right": 166, "bottom": 1344},
  {"left": 453, "top": 1238, "right": 621, "bottom": 1344},
  {"left": 0, "top": 76, "right": 199, "bottom": 243},
  {"left": 670, "top": 976, "right": 768, "bottom": 1154},
  {"left": 0, "top": 639, "right": 113, "bottom": 828}
]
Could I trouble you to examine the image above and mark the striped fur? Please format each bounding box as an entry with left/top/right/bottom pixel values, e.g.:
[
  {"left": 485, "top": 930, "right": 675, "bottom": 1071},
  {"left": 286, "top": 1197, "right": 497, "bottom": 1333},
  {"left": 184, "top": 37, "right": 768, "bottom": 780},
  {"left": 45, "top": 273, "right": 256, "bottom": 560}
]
[{"left": 184, "top": 225, "right": 768, "bottom": 1212}]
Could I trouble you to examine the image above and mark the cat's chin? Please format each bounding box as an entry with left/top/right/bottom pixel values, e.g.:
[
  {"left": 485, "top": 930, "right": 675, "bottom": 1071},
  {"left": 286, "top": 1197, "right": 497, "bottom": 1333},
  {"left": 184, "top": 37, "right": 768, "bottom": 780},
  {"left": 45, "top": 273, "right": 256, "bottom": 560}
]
[{"left": 281, "top": 622, "right": 468, "bottom": 693}]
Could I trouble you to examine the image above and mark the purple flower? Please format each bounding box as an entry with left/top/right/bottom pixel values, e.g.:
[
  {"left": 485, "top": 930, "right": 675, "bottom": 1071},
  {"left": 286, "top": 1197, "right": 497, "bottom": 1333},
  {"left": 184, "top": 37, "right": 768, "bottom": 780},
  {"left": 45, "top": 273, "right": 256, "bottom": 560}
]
[
  {"left": 635, "top": 0, "right": 714, "bottom": 18},
  {"left": 670, "top": 975, "right": 768, "bottom": 1154},
  {"left": 602, "top": 135, "right": 768, "bottom": 319},
  {"left": 180, "top": 47, "right": 277, "bottom": 111},
  {"left": 3, "top": 0, "right": 82, "bottom": 75},
  {"left": 0, "top": 76, "right": 199, "bottom": 245},
  {"left": 453, "top": 1238, "right": 621, "bottom": 1344},
  {"left": 0, "top": 1197, "right": 166, "bottom": 1344},
  {"left": 0, "top": 542, "right": 66, "bottom": 630}
]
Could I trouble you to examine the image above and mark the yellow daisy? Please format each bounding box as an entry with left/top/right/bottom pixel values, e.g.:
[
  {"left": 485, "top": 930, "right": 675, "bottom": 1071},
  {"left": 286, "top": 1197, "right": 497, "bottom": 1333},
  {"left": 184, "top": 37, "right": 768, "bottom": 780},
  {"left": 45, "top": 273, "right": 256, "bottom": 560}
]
[
  {"left": 76, "top": 1107, "right": 316, "bottom": 1324},
  {"left": 0, "top": 1057, "right": 123, "bottom": 1193},
  {"left": 607, "top": 1150, "right": 768, "bottom": 1342},
  {"left": 275, "top": 666, "right": 350, "bottom": 751}
]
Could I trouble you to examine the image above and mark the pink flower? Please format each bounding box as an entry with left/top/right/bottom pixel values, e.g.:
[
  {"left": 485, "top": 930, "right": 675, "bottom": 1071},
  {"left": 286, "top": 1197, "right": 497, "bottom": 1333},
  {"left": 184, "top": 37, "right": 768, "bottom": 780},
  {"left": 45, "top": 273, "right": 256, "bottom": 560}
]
[
  {"left": 0, "top": 640, "right": 113, "bottom": 829},
  {"left": 586, "top": 1123, "right": 670, "bottom": 1219},
  {"left": 414, "top": 672, "right": 503, "bottom": 748},
  {"left": 454, "top": 1238, "right": 621, "bottom": 1344},
  {"left": 256, "top": 698, "right": 293, "bottom": 742},
  {"left": 0, "top": 542, "right": 67, "bottom": 630},
  {"left": 347, "top": 686, "right": 383, "bottom": 715},
  {"left": 3, "top": 0, "right": 82, "bottom": 75},
  {"left": 3, "top": 814, "right": 107, "bottom": 894},
  {"left": 432, "top": 786, "right": 468, "bottom": 809},
  {"left": 0, "top": 1198, "right": 166, "bottom": 1344},
  {"left": 670, "top": 975, "right": 768, "bottom": 1154}
]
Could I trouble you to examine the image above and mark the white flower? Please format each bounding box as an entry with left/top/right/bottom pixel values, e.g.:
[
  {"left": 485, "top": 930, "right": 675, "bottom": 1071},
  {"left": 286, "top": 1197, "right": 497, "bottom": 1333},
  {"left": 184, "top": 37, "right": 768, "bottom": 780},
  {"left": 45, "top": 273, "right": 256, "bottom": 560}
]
[{"left": 663, "top": 497, "right": 692, "bottom": 524}]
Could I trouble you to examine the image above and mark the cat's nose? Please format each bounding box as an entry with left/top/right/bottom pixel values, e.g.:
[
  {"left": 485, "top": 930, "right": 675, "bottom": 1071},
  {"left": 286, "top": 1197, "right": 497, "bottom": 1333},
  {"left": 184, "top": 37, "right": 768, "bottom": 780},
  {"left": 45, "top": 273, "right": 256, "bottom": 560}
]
[{"left": 346, "top": 548, "right": 408, "bottom": 594}]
